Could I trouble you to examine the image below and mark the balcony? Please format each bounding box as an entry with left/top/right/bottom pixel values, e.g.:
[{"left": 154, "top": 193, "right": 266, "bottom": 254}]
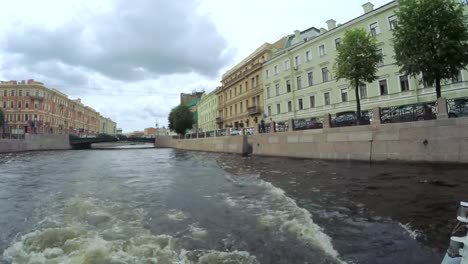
[
  {"left": 29, "top": 95, "right": 44, "bottom": 101},
  {"left": 216, "top": 117, "right": 223, "bottom": 124},
  {"left": 248, "top": 106, "right": 261, "bottom": 116}
]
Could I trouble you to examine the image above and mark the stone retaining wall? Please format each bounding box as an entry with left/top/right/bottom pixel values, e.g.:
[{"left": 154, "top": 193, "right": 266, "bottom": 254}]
[
  {"left": 156, "top": 117, "right": 468, "bottom": 163},
  {"left": 0, "top": 134, "right": 71, "bottom": 153}
]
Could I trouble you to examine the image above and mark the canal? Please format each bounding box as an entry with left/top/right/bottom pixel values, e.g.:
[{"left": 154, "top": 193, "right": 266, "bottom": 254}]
[{"left": 0, "top": 147, "right": 466, "bottom": 263}]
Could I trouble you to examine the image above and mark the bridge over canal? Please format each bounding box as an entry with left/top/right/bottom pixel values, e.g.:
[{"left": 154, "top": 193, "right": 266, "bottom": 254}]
[{"left": 69, "top": 136, "right": 155, "bottom": 149}]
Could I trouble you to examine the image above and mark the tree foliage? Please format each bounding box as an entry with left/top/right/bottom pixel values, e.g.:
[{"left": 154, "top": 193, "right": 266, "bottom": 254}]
[
  {"left": 334, "top": 28, "right": 382, "bottom": 122},
  {"left": 168, "top": 104, "right": 194, "bottom": 135},
  {"left": 393, "top": 0, "right": 468, "bottom": 98}
]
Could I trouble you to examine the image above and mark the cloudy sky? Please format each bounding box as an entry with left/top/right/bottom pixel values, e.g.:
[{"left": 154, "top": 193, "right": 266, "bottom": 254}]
[{"left": 0, "top": 0, "right": 390, "bottom": 132}]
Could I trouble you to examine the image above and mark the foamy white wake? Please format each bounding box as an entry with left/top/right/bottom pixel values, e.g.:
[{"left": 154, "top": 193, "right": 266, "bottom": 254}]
[
  {"left": 223, "top": 175, "right": 346, "bottom": 264},
  {"left": 3, "top": 196, "right": 258, "bottom": 264}
]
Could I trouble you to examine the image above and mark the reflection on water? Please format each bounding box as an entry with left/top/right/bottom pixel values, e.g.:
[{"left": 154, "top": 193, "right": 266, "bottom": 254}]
[{"left": 0, "top": 149, "right": 466, "bottom": 263}]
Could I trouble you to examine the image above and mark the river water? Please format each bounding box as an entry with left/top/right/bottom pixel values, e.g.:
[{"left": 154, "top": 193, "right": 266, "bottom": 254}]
[{"left": 0, "top": 146, "right": 467, "bottom": 264}]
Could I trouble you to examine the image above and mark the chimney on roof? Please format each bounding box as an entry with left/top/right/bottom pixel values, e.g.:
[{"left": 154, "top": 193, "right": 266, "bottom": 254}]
[
  {"left": 326, "top": 19, "right": 337, "bottom": 30},
  {"left": 320, "top": 27, "right": 328, "bottom": 34},
  {"left": 294, "top": 30, "right": 300, "bottom": 40},
  {"left": 362, "top": 2, "right": 374, "bottom": 13}
]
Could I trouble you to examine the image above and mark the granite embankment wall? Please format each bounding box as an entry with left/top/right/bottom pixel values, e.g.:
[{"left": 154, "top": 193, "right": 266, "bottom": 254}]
[
  {"left": 156, "top": 117, "right": 468, "bottom": 163},
  {"left": 0, "top": 134, "right": 71, "bottom": 153}
]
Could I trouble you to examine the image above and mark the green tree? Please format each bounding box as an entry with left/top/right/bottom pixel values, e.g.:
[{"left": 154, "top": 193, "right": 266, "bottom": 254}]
[
  {"left": 168, "top": 104, "right": 194, "bottom": 135},
  {"left": 393, "top": 0, "right": 468, "bottom": 98},
  {"left": 334, "top": 28, "right": 382, "bottom": 123}
]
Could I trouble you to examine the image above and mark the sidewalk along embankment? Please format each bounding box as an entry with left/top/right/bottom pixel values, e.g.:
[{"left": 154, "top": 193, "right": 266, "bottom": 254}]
[
  {"left": 156, "top": 117, "right": 468, "bottom": 163},
  {"left": 0, "top": 134, "right": 71, "bottom": 153}
]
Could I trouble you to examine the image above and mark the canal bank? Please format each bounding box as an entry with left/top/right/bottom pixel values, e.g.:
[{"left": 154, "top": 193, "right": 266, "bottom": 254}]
[
  {"left": 0, "top": 134, "right": 71, "bottom": 153},
  {"left": 156, "top": 117, "right": 468, "bottom": 164}
]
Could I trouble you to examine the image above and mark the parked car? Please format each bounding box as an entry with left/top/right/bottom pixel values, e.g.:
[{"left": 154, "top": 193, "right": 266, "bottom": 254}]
[
  {"left": 229, "top": 128, "right": 241, "bottom": 135},
  {"left": 331, "top": 111, "right": 370, "bottom": 127},
  {"left": 381, "top": 103, "right": 436, "bottom": 123},
  {"left": 448, "top": 99, "right": 468, "bottom": 118}
]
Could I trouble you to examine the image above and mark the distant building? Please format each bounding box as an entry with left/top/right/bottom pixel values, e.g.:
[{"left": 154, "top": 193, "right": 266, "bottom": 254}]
[
  {"left": 0, "top": 79, "right": 102, "bottom": 135},
  {"left": 116, "top": 128, "right": 123, "bottom": 135},
  {"left": 180, "top": 91, "right": 203, "bottom": 105},
  {"left": 99, "top": 116, "right": 117, "bottom": 135},
  {"left": 197, "top": 90, "right": 218, "bottom": 132},
  {"left": 217, "top": 38, "right": 286, "bottom": 129},
  {"left": 144, "top": 127, "right": 157, "bottom": 136}
]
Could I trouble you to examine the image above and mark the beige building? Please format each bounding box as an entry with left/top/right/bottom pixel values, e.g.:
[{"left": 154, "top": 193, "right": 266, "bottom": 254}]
[
  {"left": 0, "top": 79, "right": 101, "bottom": 135},
  {"left": 197, "top": 90, "right": 218, "bottom": 132},
  {"left": 216, "top": 39, "right": 286, "bottom": 129}
]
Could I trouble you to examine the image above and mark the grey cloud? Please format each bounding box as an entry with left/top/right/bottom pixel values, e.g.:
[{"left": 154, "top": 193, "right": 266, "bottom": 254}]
[{"left": 2, "top": 0, "right": 232, "bottom": 82}]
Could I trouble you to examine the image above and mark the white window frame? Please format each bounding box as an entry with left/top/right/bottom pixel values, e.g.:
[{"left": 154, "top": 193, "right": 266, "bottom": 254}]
[
  {"left": 297, "top": 76, "right": 302, "bottom": 90},
  {"left": 323, "top": 92, "right": 331, "bottom": 106},
  {"left": 334, "top": 38, "right": 341, "bottom": 49},
  {"left": 284, "top": 60, "right": 290, "bottom": 70},
  {"left": 288, "top": 101, "right": 292, "bottom": 112},
  {"left": 306, "top": 50, "right": 312, "bottom": 61},
  {"left": 388, "top": 15, "right": 397, "bottom": 30},
  {"left": 379, "top": 79, "right": 389, "bottom": 95},
  {"left": 341, "top": 88, "right": 348, "bottom": 102},
  {"left": 294, "top": 55, "right": 301, "bottom": 67},
  {"left": 276, "top": 104, "right": 281, "bottom": 114},
  {"left": 321, "top": 67, "right": 329, "bottom": 82},
  {"left": 370, "top": 22, "right": 380, "bottom": 36},
  {"left": 266, "top": 69, "right": 270, "bottom": 78},
  {"left": 399, "top": 75, "right": 411, "bottom": 92},
  {"left": 274, "top": 65, "right": 279, "bottom": 74},
  {"left": 309, "top": 95, "right": 315, "bottom": 108},
  {"left": 275, "top": 84, "right": 280, "bottom": 96},
  {"left": 298, "top": 98, "right": 303, "bottom": 110},
  {"left": 377, "top": 48, "right": 384, "bottom": 67},
  {"left": 359, "top": 83, "right": 368, "bottom": 99},
  {"left": 307, "top": 72, "right": 314, "bottom": 86},
  {"left": 319, "top": 44, "right": 326, "bottom": 57}
]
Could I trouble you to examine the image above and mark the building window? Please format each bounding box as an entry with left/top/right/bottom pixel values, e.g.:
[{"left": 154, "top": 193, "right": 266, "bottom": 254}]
[
  {"left": 306, "top": 51, "right": 312, "bottom": 61},
  {"left": 452, "top": 70, "right": 463, "bottom": 83},
  {"left": 294, "top": 55, "right": 301, "bottom": 67},
  {"left": 268, "top": 106, "right": 271, "bottom": 116},
  {"left": 379, "top": 80, "right": 388, "bottom": 95},
  {"left": 319, "top": 45, "right": 326, "bottom": 57},
  {"left": 286, "top": 80, "right": 291, "bottom": 93},
  {"left": 240, "top": 102, "right": 243, "bottom": 112},
  {"left": 310, "top": 95, "right": 315, "bottom": 108},
  {"left": 370, "top": 22, "right": 380, "bottom": 36},
  {"left": 288, "top": 101, "right": 292, "bottom": 112},
  {"left": 322, "top": 67, "right": 329, "bottom": 82},
  {"left": 10, "top": 101, "right": 14, "bottom": 108},
  {"left": 3, "top": 90, "right": 6, "bottom": 96},
  {"left": 359, "top": 83, "right": 368, "bottom": 99},
  {"left": 266, "top": 70, "right": 270, "bottom": 78},
  {"left": 324, "top": 92, "right": 331, "bottom": 105},
  {"left": 335, "top": 38, "right": 341, "bottom": 49},
  {"left": 275, "top": 84, "right": 280, "bottom": 96},
  {"left": 284, "top": 60, "right": 290, "bottom": 70},
  {"left": 251, "top": 78, "right": 255, "bottom": 88},
  {"left": 26, "top": 90, "right": 30, "bottom": 96},
  {"left": 25, "top": 114, "right": 28, "bottom": 121},
  {"left": 2, "top": 101, "right": 6, "bottom": 108},
  {"left": 267, "top": 87, "right": 271, "bottom": 98},
  {"left": 400, "top": 75, "right": 410, "bottom": 91},
  {"left": 297, "top": 76, "right": 302, "bottom": 89},
  {"left": 388, "top": 15, "right": 397, "bottom": 30},
  {"left": 10, "top": 90, "right": 15, "bottom": 96},
  {"left": 274, "top": 65, "right": 279, "bottom": 74},
  {"left": 19, "top": 90, "right": 23, "bottom": 96},
  {"left": 298, "top": 98, "right": 303, "bottom": 110},
  {"left": 276, "top": 104, "right": 281, "bottom": 114},
  {"left": 18, "top": 101, "right": 22, "bottom": 108},
  {"left": 377, "top": 49, "right": 384, "bottom": 67},
  {"left": 308, "top": 72, "right": 314, "bottom": 86},
  {"left": 255, "top": 75, "right": 259, "bottom": 87},
  {"left": 341, "top": 88, "right": 348, "bottom": 102}
]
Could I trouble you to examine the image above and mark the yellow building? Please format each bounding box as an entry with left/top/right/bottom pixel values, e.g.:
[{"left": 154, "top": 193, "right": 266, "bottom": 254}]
[
  {"left": 216, "top": 39, "right": 286, "bottom": 129},
  {"left": 197, "top": 90, "right": 218, "bottom": 132}
]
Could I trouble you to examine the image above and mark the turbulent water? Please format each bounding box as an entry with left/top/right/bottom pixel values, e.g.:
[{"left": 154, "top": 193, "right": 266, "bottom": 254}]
[{"left": 0, "top": 146, "right": 467, "bottom": 264}]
